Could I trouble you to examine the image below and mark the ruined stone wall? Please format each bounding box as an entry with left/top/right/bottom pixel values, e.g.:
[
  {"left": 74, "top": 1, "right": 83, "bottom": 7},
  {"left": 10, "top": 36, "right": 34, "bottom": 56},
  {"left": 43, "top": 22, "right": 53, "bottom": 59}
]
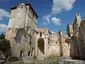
[
  {"left": 31, "top": 28, "right": 71, "bottom": 59},
  {"left": 66, "top": 14, "right": 82, "bottom": 59},
  {"left": 67, "top": 24, "right": 73, "bottom": 37},
  {"left": 48, "top": 31, "right": 71, "bottom": 57},
  {"left": 5, "top": 3, "right": 38, "bottom": 58},
  {"left": 9, "top": 28, "right": 31, "bottom": 57},
  {"left": 70, "top": 37, "right": 76, "bottom": 57},
  {"left": 78, "top": 20, "right": 85, "bottom": 59},
  {"left": 61, "top": 35, "right": 71, "bottom": 57},
  {"left": 48, "top": 32, "right": 60, "bottom": 56},
  {"left": 6, "top": 3, "right": 72, "bottom": 60},
  {"left": 33, "top": 28, "right": 49, "bottom": 60},
  {"left": 48, "top": 42, "right": 60, "bottom": 56},
  {"left": 67, "top": 14, "right": 85, "bottom": 59}
]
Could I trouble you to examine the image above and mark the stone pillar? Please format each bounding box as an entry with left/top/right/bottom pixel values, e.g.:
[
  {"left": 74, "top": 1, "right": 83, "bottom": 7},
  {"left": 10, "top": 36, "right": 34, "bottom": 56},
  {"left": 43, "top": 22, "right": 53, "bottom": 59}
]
[
  {"left": 35, "top": 38, "right": 38, "bottom": 57},
  {"left": 44, "top": 37, "right": 48, "bottom": 58}
]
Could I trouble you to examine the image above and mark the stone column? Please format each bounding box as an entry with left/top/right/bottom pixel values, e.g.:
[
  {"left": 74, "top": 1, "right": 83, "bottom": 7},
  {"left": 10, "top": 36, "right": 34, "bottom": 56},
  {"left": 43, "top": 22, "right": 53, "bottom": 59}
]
[
  {"left": 44, "top": 37, "right": 48, "bottom": 58},
  {"left": 35, "top": 38, "right": 38, "bottom": 57}
]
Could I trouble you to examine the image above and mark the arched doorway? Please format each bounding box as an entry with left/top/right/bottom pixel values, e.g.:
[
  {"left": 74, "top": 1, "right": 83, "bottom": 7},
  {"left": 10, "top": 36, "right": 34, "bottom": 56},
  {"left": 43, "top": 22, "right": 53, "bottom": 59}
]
[
  {"left": 38, "top": 38, "right": 44, "bottom": 54},
  {"left": 20, "top": 50, "right": 23, "bottom": 57}
]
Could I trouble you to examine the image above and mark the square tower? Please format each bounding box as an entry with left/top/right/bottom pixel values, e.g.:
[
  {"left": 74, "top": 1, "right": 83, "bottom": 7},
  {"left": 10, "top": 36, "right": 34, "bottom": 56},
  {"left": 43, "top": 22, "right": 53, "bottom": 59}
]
[{"left": 6, "top": 3, "right": 38, "bottom": 40}]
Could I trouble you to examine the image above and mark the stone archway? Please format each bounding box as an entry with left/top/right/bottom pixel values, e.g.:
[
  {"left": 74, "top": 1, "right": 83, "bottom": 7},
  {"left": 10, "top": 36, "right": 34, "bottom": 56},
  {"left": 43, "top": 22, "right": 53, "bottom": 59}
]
[
  {"left": 20, "top": 50, "right": 23, "bottom": 57},
  {"left": 38, "top": 38, "right": 44, "bottom": 54}
]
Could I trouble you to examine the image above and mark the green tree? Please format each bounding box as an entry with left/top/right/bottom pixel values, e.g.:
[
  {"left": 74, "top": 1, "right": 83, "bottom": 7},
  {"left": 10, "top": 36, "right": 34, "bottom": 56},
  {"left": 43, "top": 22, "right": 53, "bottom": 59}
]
[
  {"left": 0, "top": 33, "right": 5, "bottom": 40},
  {"left": 0, "top": 33, "right": 11, "bottom": 58},
  {"left": 0, "top": 39, "right": 10, "bottom": 52}
]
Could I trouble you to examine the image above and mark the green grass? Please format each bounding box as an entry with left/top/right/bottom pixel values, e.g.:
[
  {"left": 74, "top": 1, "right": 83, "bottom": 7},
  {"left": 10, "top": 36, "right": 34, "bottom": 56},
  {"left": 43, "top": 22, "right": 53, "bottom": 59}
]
[
  {"left": 44, "top": 60, "right": 59, "bottom": 64},
  {"left": 43, "top": 56, "right": 60, "bottom": 64},
  {"left": 4, "top": 56, "right": 60, "bottom": 64},
  {"left": 4, "top": 60, "right": 59, "bottom": 64},
  {"left": 4, "top": 61, "right": 24, "bottom": 64},
  {"left": 47, "top": 61, "right": 59, "bottom": 64}
]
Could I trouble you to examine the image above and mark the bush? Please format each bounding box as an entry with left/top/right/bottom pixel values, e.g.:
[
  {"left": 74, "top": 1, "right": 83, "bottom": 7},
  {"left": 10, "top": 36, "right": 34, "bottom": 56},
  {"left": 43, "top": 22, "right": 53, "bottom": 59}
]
[
  {"left": 7, "top": 57, "right": 18, "bottom": 62},
  {"left": 0, "top": 39, "right": 11, "bottom": 59}
]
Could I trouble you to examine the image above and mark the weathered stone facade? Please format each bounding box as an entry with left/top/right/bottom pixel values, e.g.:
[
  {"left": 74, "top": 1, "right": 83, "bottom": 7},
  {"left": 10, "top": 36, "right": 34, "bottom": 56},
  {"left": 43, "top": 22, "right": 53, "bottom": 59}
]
[
  {"left": 33, "top": 29, "right": 71, "bottom": 60},
  {"left": 78, "top": 19, "right": 85, "bottom": 59},
  {"left": 67, "top": 24, "right": 73, "bottom": 37},
  {"left": 5, "top": 3, "right": 72, "bottom": 60},
  {"left": 67, "top": 13, "right": 85, "bottom": 59},
  {"left": 5, "top": 3, "right": 38, "bottom": 57}
]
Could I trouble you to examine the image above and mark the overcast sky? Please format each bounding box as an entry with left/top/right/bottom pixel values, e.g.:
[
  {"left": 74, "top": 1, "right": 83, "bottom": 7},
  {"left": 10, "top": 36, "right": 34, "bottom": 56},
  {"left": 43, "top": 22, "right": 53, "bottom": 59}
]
[{"left": 0, "top": 0, "right": 85, "bottom": 34}]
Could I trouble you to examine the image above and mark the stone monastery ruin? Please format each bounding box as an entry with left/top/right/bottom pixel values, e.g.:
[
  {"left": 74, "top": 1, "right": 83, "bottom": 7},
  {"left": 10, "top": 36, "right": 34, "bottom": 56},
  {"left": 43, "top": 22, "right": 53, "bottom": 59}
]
[{"left": 5, "top": 3, "right": 85, "bottom": 60}]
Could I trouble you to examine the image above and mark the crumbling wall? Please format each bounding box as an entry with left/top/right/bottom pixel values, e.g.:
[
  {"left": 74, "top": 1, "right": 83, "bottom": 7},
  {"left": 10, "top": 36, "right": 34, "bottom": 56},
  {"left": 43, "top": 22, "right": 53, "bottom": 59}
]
[{"left": 78, "top": 20, "right": 85, "bottom": 59}]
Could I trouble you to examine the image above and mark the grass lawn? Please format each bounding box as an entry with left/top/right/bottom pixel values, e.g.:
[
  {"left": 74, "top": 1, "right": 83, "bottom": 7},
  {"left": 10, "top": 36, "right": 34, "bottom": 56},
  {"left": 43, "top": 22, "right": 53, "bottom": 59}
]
[
  {"left": 4, "top": 61, "right": 24, "bottom": 64},
  {"left": 4, "top": 56, "right": 60, "bottom": 64},
  {"left": 4, "top": 60, "right": 59, "bottom": 64}
]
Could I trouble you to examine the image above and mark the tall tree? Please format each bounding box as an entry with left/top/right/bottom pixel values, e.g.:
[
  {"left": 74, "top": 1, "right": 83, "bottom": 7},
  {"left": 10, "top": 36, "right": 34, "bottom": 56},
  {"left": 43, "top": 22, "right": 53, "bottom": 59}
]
[
  {"left": 0, "top": 33, "right": 11, "bottom": 58},
  {"left": 0, "top": 33, "right": 5, "bottom": 40}
]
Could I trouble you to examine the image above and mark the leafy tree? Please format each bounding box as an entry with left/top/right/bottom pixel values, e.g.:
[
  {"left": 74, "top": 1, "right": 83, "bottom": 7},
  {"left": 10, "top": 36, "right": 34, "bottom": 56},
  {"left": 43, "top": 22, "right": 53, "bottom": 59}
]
[
  {"left": 0, "top": 33, "right": 5, "bottom": 40},
  {"left": 0, "top": 33, "right": 11, "bottom": 58},
  {"left": 0, "top": 39, "right": 10, "bottom": 52}
]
